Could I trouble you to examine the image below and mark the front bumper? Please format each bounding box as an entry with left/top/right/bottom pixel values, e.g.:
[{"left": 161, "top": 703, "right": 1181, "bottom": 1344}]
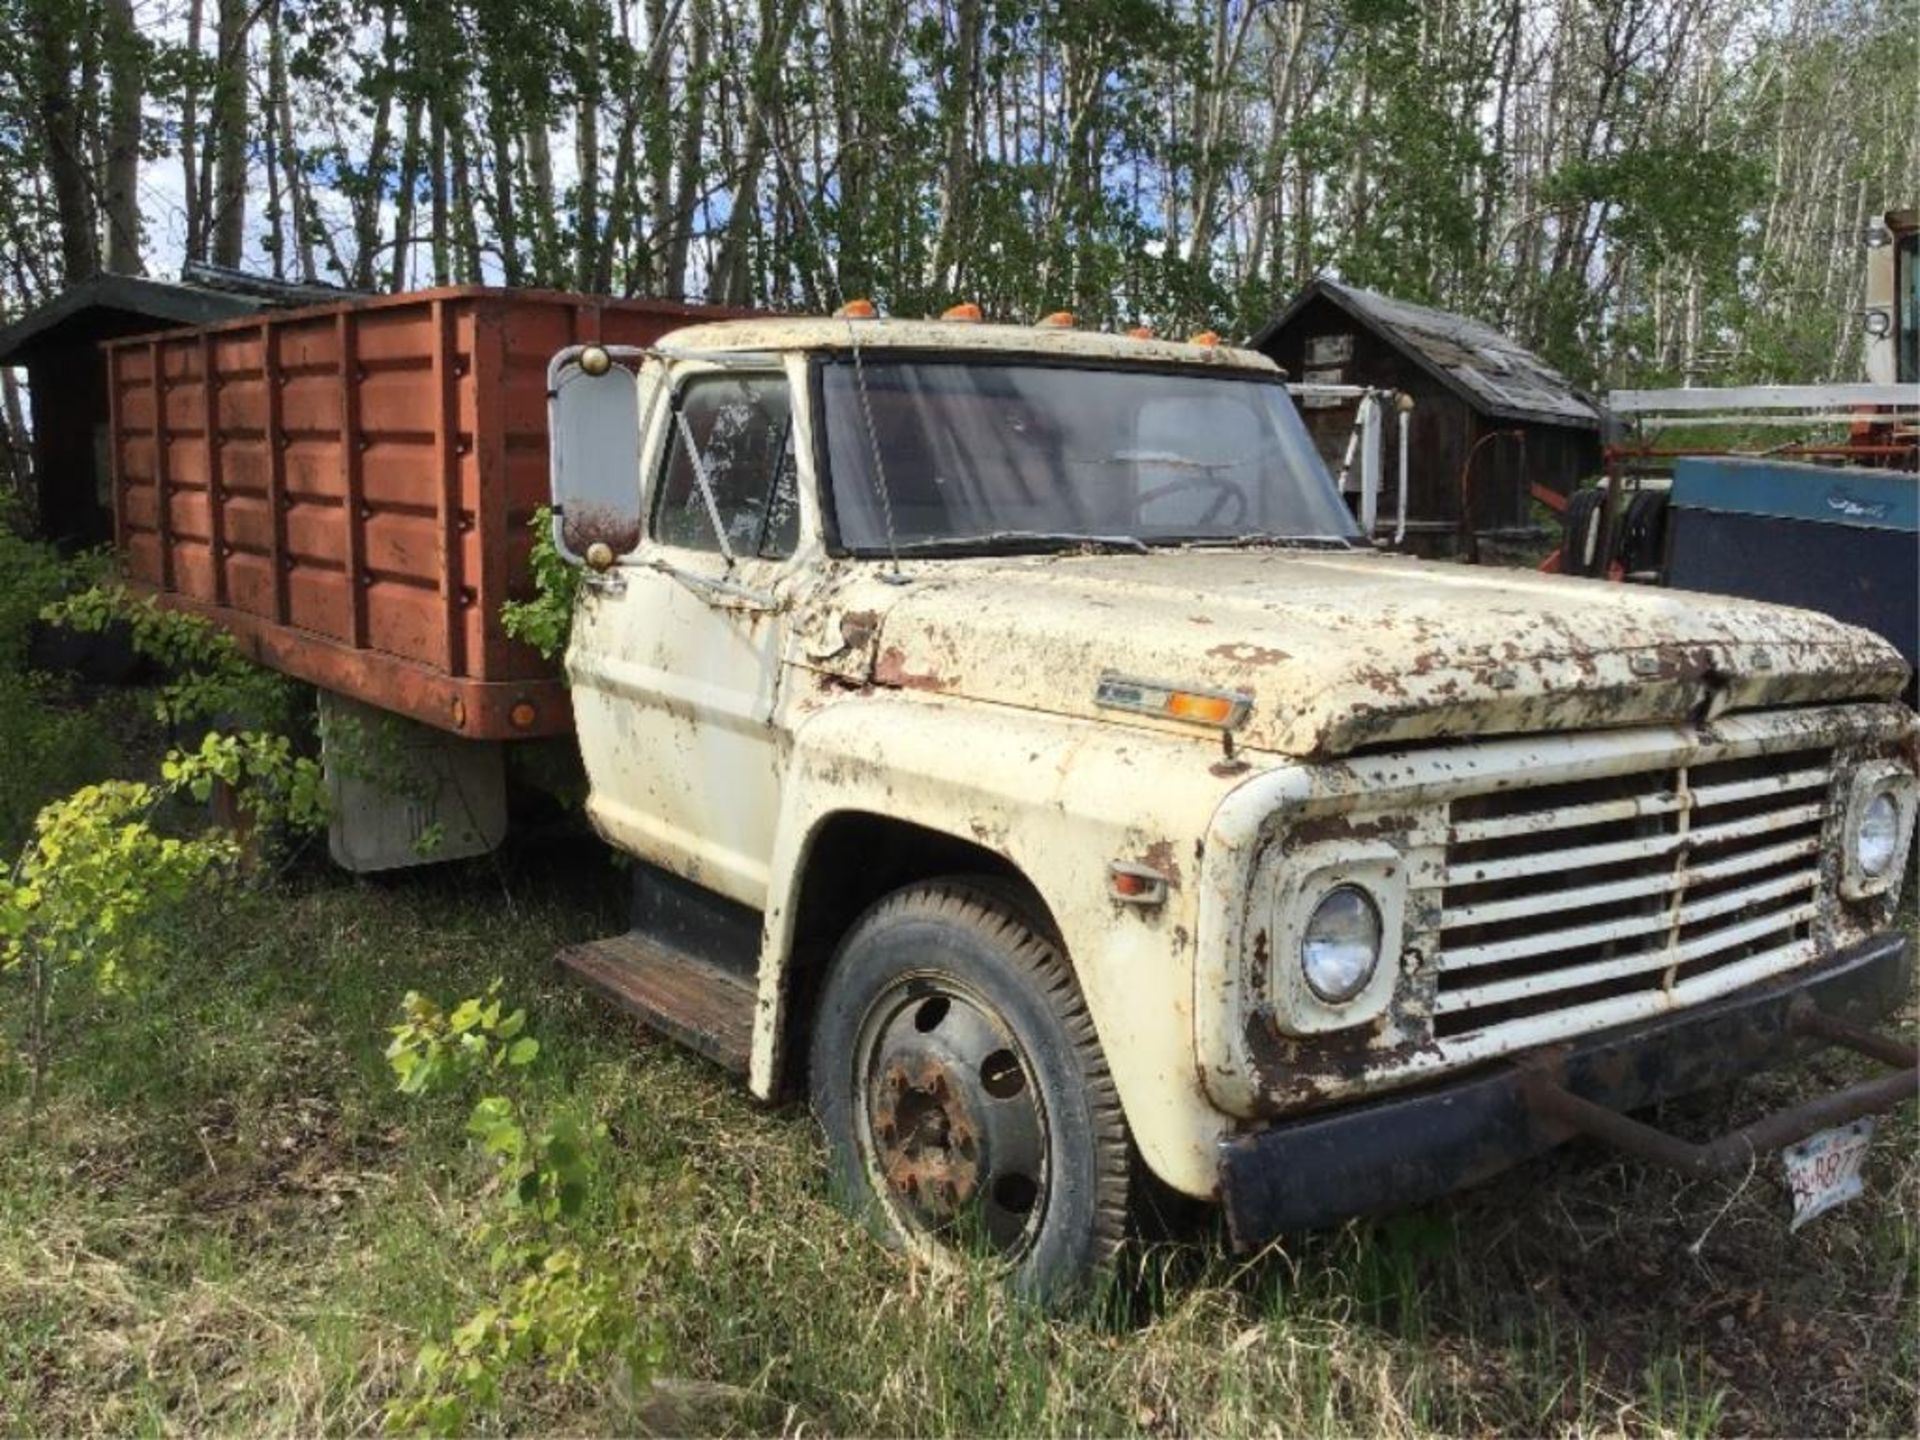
[{"left": 1218, "top": 931, "right": 1917, "bottom": 1248}]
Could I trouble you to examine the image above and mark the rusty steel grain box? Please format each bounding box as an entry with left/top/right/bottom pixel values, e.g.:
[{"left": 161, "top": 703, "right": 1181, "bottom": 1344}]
[{"left": 105, "top": 286, "right": 748, "bottom": 740}]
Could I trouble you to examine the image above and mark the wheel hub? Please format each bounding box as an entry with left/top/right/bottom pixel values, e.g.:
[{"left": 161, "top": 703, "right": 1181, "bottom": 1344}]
[
  {"left": 871, "top": 1053, "right": 984, "bottom": 1218},
  {"left": 859, "top": 986, "right": 1048, "bottom": 1254}
]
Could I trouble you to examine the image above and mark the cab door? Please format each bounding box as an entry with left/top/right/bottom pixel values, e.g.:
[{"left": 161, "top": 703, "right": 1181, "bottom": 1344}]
[{"left": 564, "top": 360, "right": 806, "bottom": 911}]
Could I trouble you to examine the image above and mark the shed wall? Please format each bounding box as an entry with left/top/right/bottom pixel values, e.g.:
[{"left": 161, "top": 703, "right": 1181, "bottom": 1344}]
[{"left": 1256, "top": 293, "right": 1598, "bottom": 554}]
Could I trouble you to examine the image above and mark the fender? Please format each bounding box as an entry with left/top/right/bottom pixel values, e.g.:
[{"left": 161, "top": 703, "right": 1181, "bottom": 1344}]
[{"left": 748, "top": 687, "right": 1264, "bottom": 1198}]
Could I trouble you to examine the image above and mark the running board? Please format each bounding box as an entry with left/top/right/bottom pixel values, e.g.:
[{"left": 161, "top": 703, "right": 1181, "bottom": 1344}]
[{"left": 558, "top": 932, "right": 756, "bottom": 1074}]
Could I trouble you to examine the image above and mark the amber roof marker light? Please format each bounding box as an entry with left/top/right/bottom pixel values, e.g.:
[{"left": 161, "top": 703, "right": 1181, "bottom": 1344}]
[
  {"left": 1036, "top": 311, "right": 1075, "bottom": 328},
  {"left": 941, "top": 302, "right": 984, "bottom": 323},
  {"left": 833, "top": 298, "right": 878, "bottom": 319}
]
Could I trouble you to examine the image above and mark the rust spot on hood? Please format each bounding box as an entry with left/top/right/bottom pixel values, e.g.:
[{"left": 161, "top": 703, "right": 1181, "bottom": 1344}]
[
  {"left": 1209, "top": 641, "right": 1290, "bottom": 666},
  {"left": 874, "top": 645, "right": 953, "bottom": 693},
  {"left": 840, "top": 610, "right": 880, "bottom": 648}
]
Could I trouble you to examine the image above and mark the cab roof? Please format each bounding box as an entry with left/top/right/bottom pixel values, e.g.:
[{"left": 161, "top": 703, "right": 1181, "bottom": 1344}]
[{"left": 652, "top": 316, "right": 1282, "bottom": 374}]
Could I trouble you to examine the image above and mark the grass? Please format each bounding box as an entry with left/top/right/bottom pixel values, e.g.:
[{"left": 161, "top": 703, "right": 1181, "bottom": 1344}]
[
  {"left": 0, "top": 530, "right": 1915, "bottom": 1436},
  {"left": 3, "top": 816, "right": 1914, "bottom": 1436}
]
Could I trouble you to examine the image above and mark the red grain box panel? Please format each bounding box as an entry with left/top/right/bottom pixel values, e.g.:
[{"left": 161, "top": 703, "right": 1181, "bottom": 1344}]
[{"left": 107, "top": 286, "right": 751, "bottom": 739}]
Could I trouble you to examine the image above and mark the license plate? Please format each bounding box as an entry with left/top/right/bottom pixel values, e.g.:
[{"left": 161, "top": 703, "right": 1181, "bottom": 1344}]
[{"left": 1783, "top": 1118, "right": 1875, "bottom": 1232}]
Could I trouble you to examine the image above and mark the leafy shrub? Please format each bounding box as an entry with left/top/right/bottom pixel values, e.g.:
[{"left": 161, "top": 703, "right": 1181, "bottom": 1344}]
[
  {"left": 0, "top": 682, "right": 116, "bottom": 857},
  {"left": 383, "top": 986, "right": 656, "bottom": 1435},
  {"left": 386, "top": 980, "right": 539, "bottom": 1096},
  {"left": 0, "top": 524, "right": 103, "bottom": 672},
  {"left": 500, "top": 507, "right": 581, "bottom": 663},
  {"left": 2, "top": 721, "right": 325, "bottom": 1122},
  {"left": 44, "top": 583, "right": 301, "bottom": 735},
  {"left": 163, "top": 729, "right": 329, "bottom": 834},
  {"left": 0, "top": 780, "right": 238, "bottom": 1118}
]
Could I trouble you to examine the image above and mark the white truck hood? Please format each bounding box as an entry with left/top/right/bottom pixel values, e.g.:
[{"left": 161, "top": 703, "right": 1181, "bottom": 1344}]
[{"left": 798, "top": 549, "right": 1910, "bottom": 759}]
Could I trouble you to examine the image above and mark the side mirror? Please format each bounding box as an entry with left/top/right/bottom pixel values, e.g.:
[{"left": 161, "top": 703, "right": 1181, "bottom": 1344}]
[{"left": 547, "top": 345, "right": 650, "bottom": 565}]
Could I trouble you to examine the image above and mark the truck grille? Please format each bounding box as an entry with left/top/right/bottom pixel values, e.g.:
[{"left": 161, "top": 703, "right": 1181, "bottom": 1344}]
[{"left": 1432, "top": 745, "right": 1833, "bottom": 1053}]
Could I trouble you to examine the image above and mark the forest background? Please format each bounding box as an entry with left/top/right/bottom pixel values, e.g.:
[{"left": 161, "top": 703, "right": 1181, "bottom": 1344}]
[{"left": 1, "top": 0, "right": 1914, "bottom": 424}]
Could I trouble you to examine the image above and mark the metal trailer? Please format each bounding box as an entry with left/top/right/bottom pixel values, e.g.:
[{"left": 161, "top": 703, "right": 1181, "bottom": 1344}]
[
  {"left": 105, "top": 286, "right": 750, "bottom": 741},
  {"left": 104, "top": 286, "right": 754, "bottom": 870}
]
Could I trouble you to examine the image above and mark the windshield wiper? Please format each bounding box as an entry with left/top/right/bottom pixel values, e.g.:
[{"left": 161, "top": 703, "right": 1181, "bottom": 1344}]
[
  {"left": 889, "top": 531, "right": 1151, "bottom": 556},
  {"left": 1172, "top": 532, "right": 1356, "bottom": 550}
]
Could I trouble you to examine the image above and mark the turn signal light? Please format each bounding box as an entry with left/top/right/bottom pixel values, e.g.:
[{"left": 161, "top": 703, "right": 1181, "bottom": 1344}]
[
  {"left": 834, "top": 298, "right": 877, "bottom": 319},
  {"left": 1094, "top": 672, "right": 1251, "bottom": 730},
  {"left": 1188, "top": 330, "right": 1221, "bottom": 347},
  {"left": 941, "top": 302, "right": 983, "bottom": 323},
  {"left": 1036, "top": 311, "right": 1074, "bottom": 328},
  {"left": 1167, "top": 691, "right": 1238, "bottom": 725},
  {"left": 1107, "top": 863, "right": 1169, "bottom": 906}
]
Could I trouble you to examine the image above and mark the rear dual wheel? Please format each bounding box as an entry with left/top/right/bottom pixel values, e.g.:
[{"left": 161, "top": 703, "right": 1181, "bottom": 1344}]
[{"left": 809, "top": 881, "right": 1132, "bottom": 1300}]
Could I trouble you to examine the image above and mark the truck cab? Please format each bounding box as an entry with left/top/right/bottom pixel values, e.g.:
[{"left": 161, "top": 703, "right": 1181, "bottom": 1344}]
[{"left": 546, "top": 313, "right": 1918, "bottom": 1296}]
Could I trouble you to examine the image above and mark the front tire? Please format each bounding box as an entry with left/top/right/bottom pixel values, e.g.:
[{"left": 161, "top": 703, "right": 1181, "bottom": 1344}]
[{"left": 809, "top": 880, "right": 1131, "bottom": 1301}]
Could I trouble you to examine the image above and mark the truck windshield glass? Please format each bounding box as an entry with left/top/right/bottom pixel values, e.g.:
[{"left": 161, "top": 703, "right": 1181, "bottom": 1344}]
[{"left": 821, "top": 358, "right": 1358, "bottom": 553}]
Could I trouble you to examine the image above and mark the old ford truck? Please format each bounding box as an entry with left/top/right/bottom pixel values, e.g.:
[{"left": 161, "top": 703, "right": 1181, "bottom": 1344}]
[{"left": 106, "top": 296, "right": 1919, "bottom": 1297}]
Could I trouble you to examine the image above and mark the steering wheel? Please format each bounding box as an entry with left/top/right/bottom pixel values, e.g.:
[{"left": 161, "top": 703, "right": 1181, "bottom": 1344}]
[{"left": 1136, "top": 474, "right": 1249, "bottom": 529}]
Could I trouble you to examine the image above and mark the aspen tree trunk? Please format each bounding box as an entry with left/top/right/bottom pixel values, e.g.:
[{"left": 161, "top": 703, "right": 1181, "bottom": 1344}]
[
  {"left": 430, "top": 109, "right": 451, "bottom": 286},
  {"left": 714, "top": 0, "right": 802, "bottom": 305},
  {"left": 490, "top": 107, "right": 523, "bottom": 288},
  {"left": 27, "top": 2, "right": 99, "bottom": 281},
  {"left": 350, "top": 3, "right": 399, "bottom": 289},
  {"left": 209, "top": 0, "right": 251, "bottom": 268},
  {"left": 664, "top": 0, "right": 708, "bottom": 300},
  {"left": 271, "top": 20, "right": 318, "bottom": 283},
  {"left": 574, "top": 4, "right": 604, "bottom": 292},
  {"left": 1, "top": 368, "right": 31, "bottom": 513},
  {"left": 389, "top": 95, "right": 425, "bottom": 291},
  {"left": 526, "top": 123, "right": 560, "bottom": 286},
  {"left": 102, "top": 0, "right": 142, "bottom": 273},
  {"left": 450, "top": 118, "right": 482, "bottom": 282},
  {"left": 640, "top": 0, "right": 675, "bottom": 294},
  {"left": 262, "top": 57, "right": 284, "bottom": 278},
  {"left": 181, "top": 0, "right": 204, "bottom": 258},
  {"left": 929, "top": 0, "right": 982, "bottom": 293}
]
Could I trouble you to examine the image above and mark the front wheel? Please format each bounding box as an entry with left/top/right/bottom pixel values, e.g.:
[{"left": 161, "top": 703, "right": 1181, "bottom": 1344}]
[{"left": 808, "top": 881, "right": 1131, "bottom": 1300}]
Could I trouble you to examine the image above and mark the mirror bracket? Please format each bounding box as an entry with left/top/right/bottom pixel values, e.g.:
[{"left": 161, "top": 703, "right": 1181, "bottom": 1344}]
[
  {"left": 581, "top": 569, "right": 628, "bottom": 597},
  {"left": 648, "top": 558, "right": 780, "bottom": 614}
]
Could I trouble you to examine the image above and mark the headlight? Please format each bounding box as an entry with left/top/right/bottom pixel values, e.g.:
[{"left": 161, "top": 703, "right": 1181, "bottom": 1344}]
[
  {"left": 1300, "top": 885, "right": 1382, "bottom": 1004},
  {"left": 1858, "top": 791, "right": 1900, "bottom": 878},
  {"left": 1843, "top": 766, "right": 1917, "bottom": 901}
]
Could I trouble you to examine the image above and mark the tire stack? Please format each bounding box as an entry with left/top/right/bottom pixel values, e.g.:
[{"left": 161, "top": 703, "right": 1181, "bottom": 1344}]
[
  {"left": 1560, "top": 487, "right": 1668, "bottom": 579},
  {"left": 1560, "top": 488, "right": 1607, "bottom": 576},
  {"left": 1614, "top": 489, "right": 1669, "bottom": 579}
]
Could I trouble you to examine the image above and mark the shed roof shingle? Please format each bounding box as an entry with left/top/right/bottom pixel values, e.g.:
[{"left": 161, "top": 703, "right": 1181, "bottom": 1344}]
[
  {"left": 0, "top": 268, "right": 356, "bottom": 366},
  {"left": 1253, "top": 278, "right": 1599, "bottom": 429}
]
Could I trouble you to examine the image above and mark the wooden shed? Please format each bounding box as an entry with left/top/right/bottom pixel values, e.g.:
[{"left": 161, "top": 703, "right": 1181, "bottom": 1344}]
[
  {"left": 0, "top": 266, "right": 346, "bottom": 545},
  {"left": 1251, "top": 279, "right": 1601, "bottom": 558}
]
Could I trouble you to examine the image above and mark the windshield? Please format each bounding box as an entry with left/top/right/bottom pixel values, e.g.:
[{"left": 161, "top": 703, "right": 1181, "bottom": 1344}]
[{"left": 820, "top": 358, "right": 1359, "bottom": 553}]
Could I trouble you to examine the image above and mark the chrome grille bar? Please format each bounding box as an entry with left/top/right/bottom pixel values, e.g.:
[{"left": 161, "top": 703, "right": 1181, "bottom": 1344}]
[
  {"left": 1429, "top": 744, "right": 1833, "bottom": 1054},
  {"left": 1435, "top": 901, "right": 1823, "bottom": 1013},
  {"left": 1445, "top": 800, "right": 1827, "bottom": 886}
]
